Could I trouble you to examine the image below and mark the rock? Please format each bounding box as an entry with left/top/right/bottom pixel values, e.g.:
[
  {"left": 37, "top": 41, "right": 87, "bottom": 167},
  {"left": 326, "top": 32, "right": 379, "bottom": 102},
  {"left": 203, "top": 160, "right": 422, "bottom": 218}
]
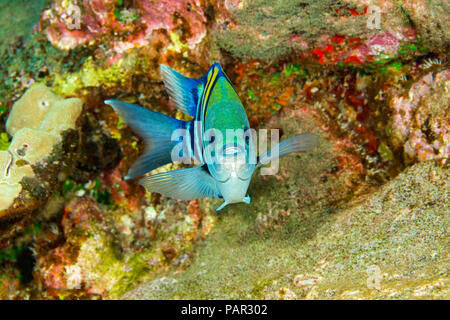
[
  {"left": 213, "top": 0, "right": 422, "bottom": 63},
  {"left": 402, "top": 0, "right": 450, "bottom": 53},
  {"left": 122, "top": 160, "right": 449, "bottom": 299},
  {"left": 389, "top": 70, "right": 450, "bottom": 163},
  {"left": 33, "top": 195, "right": 216, "bottom": 299},
  {"left": 35, "top": 197, "right": 117, "bottom": 298}
]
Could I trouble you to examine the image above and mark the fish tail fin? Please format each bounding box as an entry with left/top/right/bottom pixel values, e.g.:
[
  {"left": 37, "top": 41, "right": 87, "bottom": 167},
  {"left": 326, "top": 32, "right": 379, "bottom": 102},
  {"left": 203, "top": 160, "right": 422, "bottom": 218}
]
[{"left": 105, "top": 100, "right": 187, "bottom": 180}]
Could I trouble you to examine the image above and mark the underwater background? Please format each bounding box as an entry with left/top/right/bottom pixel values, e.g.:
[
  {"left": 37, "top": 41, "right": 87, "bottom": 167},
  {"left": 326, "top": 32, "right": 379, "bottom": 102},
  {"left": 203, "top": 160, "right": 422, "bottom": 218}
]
[{"left": 0, "top": 0, "right": 448, "bottom": 299}]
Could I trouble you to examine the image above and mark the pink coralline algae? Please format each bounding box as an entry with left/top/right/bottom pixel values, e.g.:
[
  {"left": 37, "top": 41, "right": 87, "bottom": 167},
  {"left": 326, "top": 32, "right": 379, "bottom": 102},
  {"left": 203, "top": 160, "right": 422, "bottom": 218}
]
[
  {"left": 99, "top": 164, "right": 146, "bottom": 212},
  {"left": 41, "top": 0, "right": 207, "bottom": 63},
  {"left": 309, "top": 28, "right": 416, "bottom": 65},
  {"left": 42, "top": 0, "right": 123, "bottom": 50},
  {"left": 36, "top": 197, "right": 109, "bottom": 297},
  {"left": 390, "top": 70, "right": 450, "bottom": 162},
  {"left": 365, "top": 32, "right": 402, "bottom": 56},
  {"left": 61, "top": 197, "right": 105, "bottom": 235}
]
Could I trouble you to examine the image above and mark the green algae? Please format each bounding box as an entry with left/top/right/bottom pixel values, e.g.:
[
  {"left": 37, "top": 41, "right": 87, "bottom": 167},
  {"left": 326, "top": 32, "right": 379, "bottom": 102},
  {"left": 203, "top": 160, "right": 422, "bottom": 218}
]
[
  {"left": 0, "top": 132, "right": 9, "bottom": 150},
  {"left": 377, "top": 143, "right": 394, "bottom": 162},
  {"left": 0, "top": 246, "right": 24, "bottom": 265},
  {"left": 52, "top": 57, "right": 134, "bottom": 96},
  {"left": 0, "top": 20, "right": 91, "bottom": 107},
  {"left": 0, "top": 0, "right": 51, "bottom": 48}
]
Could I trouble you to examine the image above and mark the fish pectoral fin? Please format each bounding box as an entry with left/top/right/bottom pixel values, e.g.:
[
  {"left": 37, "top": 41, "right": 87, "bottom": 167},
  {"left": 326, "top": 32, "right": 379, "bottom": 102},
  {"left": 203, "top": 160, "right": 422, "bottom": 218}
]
[
  {"left": 216, "top": 201, "right": 229, "bottom": 212},
  {"left": 139, "top": 165, "right": 221, "bottom": 200},
  {"left": 160, "top": 64, "right": 203, "bottom": 117},
  {"left": 243, "top": 195, "right": 251, "bottom": 204},
  {"left": 257, "top": 132, "right": 319, "bottom": 168}
]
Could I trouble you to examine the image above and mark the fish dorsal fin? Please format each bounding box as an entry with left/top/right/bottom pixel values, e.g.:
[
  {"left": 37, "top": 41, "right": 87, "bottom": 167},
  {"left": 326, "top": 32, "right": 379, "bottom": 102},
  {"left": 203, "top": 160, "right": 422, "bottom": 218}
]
[
  {"left": 160, "top": 64, "right": 203, "bottom": 117},
  {"left": 199, "top": 63, "right": 240, "bottom": 117}
]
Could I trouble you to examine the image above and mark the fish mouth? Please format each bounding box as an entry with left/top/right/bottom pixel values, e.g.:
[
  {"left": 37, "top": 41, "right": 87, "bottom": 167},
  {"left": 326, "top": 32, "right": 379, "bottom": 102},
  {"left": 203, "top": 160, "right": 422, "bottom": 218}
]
[
  {"left": 216, "top": 195, "right": 251, "bottom": 211},
  {"left": 237, "top": 175, "right": 251, "bottom": 182}
]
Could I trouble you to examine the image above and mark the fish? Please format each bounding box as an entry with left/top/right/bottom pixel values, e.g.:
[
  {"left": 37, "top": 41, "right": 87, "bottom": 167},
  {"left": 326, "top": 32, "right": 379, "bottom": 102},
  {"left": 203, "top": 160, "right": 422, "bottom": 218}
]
[{"left": 105, "top": 62, "right": 318, "bottom": 211}]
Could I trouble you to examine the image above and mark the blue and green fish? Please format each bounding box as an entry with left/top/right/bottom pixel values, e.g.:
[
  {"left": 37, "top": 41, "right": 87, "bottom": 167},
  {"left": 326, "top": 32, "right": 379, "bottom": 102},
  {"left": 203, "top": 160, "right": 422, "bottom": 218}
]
[{"left": 105, "top": 63, "right": 318, "bottom": 211}]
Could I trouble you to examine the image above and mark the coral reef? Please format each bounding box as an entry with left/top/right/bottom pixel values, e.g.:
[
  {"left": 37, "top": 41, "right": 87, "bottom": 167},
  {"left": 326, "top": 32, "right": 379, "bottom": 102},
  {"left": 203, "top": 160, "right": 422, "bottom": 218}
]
[
  {"left": 0, "top": 84, "right": 82, "bottom": 238},
  {"left": 33, "top": 194, "right": 215, "bottom": 299},
  {"left": 0, "top": 0, "right": 51, "bottom": 49},
  {"left": 6, "top": 83, "right": 81, "bottom": 136},
  {"left": 35, "top": 197, "right": 118, "bottom": 298},
  {"left": 390, "top": 70, "right": 449, "bottom": 163},
  {"left": 41, "top": 0, "right": 207, "bottom": 63},
  {"left": 0, "top": 0, "right": 448, "bottom": 300},
  {"left": 213, "top": 0, "right": 425, "bottom": 63},
  {"left": 401, "top": 0, "right": 450, "bottom": 53},
  {"left": 123, "top": 160, "right": 449, "bottom": 299}
]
